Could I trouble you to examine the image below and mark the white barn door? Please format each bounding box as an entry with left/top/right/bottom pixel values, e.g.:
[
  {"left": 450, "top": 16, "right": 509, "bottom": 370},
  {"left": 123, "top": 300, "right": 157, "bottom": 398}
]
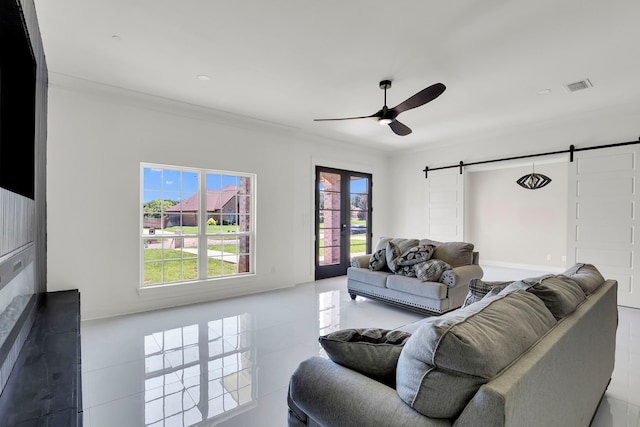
[
  {"left": 567, "top": 144, "right": 640, "bottom": 308},
  {"left": 425, "top": 168, "right": 465, "bottom": 242}
]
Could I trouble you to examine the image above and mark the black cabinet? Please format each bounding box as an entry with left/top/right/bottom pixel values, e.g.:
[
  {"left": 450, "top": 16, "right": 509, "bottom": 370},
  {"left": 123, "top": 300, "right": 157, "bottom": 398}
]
[{"left": 0, "top": 290, "right": 82, "bottom": 426}]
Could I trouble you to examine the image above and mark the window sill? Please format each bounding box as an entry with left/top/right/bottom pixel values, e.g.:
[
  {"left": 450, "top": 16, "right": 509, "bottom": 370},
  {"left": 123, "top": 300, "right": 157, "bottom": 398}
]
[{"left": 137, "top": 273, "right": 256, "bottom": 296}]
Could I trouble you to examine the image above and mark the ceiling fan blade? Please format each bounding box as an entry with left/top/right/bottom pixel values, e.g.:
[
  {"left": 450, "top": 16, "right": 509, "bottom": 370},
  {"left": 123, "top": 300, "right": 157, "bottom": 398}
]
[
  {"left": 313, "top": 114, "right": 376, "bottom": 122},
  {"left": 392, "top": 83, "right": 446, "bottom": 115},
  {"left": 389, "top": 120, "right": 412, "bottom": 136}
]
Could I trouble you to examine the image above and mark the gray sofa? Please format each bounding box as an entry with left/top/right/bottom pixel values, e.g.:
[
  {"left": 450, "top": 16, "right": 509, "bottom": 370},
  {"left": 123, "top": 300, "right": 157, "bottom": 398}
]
[
  {"left": 288, "top": 263, "right": 618, "bottom": 427},
  {"left": 347, "top": 237, "right": 484, "bottom": 315}
]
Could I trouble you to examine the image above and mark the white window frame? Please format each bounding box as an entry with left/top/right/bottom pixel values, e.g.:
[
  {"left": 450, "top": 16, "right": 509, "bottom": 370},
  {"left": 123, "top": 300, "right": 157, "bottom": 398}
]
[{"left": 140, "top": 162, "right": 256, "bottom": 288}]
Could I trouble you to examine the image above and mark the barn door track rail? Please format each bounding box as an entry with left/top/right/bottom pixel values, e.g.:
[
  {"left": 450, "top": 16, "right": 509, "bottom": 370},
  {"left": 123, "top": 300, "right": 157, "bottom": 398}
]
[{"left": 423, "top": 137, "right": 640, "bottom": 179}]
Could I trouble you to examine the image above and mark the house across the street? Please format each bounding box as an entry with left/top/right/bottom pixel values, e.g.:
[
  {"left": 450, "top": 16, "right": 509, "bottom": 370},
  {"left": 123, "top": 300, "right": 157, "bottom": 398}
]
[{"left": 166, "top": 185, "right": 239, "bottom": 226}]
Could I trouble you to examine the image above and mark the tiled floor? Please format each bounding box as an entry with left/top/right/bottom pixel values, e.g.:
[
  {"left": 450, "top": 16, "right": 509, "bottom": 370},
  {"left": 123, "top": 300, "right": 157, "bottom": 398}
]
[{"left": 81, "top": 269, "right": 640, "bottom": 427}]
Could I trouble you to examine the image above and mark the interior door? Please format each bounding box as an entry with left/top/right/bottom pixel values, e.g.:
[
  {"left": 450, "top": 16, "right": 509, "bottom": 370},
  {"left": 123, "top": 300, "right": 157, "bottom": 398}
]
[
  {"left": 567, "top": 144, "right": 640, "bottom": 309},
  {"left": 315, "top": 167, "right": 372, "bottom": 280}
]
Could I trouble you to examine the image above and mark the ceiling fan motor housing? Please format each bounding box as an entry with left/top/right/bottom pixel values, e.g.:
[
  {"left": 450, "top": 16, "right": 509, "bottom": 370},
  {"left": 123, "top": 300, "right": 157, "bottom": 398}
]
[{"left": 379, "top": 80, "right": 392, "bottom": 90}]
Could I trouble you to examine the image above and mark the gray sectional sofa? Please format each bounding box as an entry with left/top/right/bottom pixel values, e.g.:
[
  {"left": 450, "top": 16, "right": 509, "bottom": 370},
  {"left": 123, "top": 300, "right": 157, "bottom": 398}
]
[
  {"left": 347, "top": 237, "right": 484, "bottom": 315},
  {"left": 288, "top": 263, "right": 618, "bottom": 427}
]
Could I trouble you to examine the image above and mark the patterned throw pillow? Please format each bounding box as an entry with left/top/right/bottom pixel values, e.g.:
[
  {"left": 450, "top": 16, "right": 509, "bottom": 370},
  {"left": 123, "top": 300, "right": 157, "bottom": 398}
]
[
  {"left": 414, "top": 259, "right": 451, "bottom": 282},
  {"left": 396, "top": 245, "right": 436, "bottom": 267},
  {"left": 386, "top": 240, "right": 420, "bottom": 272},
  {"left": 396, "top": 265, "right": 417, "bottom": 277},
  {"left": 369, "top": 248, "right": 388, "bottom": 271},
  {"left": 462, "top": 279, "right": 512, "bottom": 308}
]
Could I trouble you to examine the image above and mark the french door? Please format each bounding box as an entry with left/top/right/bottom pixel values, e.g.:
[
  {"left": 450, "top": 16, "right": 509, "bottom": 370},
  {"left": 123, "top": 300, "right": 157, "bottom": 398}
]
[{"left": 315, "top": 167, "right": 372, "bottom": 280}]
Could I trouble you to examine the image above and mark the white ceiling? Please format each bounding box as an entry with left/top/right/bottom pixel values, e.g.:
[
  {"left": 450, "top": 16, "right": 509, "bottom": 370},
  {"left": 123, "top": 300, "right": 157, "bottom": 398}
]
[{"left": 32, "top": 0, "right": 640, "bottom": 152}]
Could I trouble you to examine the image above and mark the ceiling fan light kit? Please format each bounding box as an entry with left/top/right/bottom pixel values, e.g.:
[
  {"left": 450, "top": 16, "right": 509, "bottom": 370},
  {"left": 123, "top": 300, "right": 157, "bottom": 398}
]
[{"left": 314, "top": 79, "right": 446, "bottom": 136}]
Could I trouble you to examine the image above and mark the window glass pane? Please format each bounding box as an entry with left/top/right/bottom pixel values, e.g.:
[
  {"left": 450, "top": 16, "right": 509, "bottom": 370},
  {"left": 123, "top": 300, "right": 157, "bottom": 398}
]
[
  {"left": 163, "top": 169, "right": 181, "bottom": 192},
  {"left": 143, "top": 164, "right": 254, "bottom": 287},
  {"left": 144, "top": 168, "right": 163, "bottom": 190}
]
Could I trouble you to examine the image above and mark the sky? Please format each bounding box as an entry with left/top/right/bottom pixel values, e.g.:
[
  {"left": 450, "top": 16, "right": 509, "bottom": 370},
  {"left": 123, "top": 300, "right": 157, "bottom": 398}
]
[
  {"left": 144, "top": 167, "right": 368, "bottom": 203},
  {"left": 143, "top": 167, "right": 242, "bottom": 203}
]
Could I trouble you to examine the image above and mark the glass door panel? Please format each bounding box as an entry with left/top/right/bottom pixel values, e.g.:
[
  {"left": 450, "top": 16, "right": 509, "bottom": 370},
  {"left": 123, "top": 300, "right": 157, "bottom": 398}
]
[
  {"left": 318, "top": 172, "right": 341, "bottom": 267},
  {"left": 316, "top": 167, "right": 371, "bottom": 279}
]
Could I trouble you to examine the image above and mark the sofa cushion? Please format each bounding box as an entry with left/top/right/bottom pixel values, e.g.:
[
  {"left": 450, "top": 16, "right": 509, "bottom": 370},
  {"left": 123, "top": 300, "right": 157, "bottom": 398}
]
[
  {"left": 396, "top": 290, "right": 557, "bottom": 418},
  {"left": 386, "top": 239, "right": 420, "bottom": 272},
  {"left": 500, "top": 276, "right": 586, "bottom": 319},
  {"left": 386, "top": 275, "right": 448, "bottom": 299},
  {"left": 414, "top": 259, "right": 451, "bottom": 282},
  {"left": 462, "top": 278, "right": 512, "bottom": 308},
  {"left": 319, "top": 328, "right": 412, "bottom": 387},
  {"left": 347, "top": 267, "right": 389, "bottom": 288},
  {"left": 369, "top": 248, "right": 388, "bottom": 271},
  {"left": 419, "top": 239, "right": 475, "bottom": 267},
  {"left": 561, "top": 263, "right": 605, "bottom": 295}
]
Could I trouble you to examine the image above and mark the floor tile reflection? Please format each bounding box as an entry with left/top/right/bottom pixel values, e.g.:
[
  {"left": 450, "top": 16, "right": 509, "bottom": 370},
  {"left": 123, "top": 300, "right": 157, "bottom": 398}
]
[{"left": 81, "top": 273, "right": 640, "bottom": 427}]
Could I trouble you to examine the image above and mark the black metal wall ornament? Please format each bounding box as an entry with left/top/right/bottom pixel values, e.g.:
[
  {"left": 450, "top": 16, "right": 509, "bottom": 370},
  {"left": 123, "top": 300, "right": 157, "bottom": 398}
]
[{"left": 516, "top": 164, "right": 552, "bottom": 190}]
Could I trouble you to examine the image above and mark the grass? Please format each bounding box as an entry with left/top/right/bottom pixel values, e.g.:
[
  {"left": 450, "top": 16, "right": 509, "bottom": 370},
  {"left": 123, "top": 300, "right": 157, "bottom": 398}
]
[
  {"left": 317, "top": 219, "right": 369, "bottom": 257},
  {"left": 143, "top": 248, "right": 238, "bottom": 285},
  {"left": 318, "top": 235, "right": 367, "bottom": 257}
]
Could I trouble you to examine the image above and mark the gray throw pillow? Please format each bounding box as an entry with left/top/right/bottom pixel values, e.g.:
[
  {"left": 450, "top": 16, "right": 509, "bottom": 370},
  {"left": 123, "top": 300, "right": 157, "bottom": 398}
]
[
  {"left": 462, "top": 279, "right": 512, "bottom": 308},
  {"left": 561, "top": 263, "right": 605, "bottom": 295},
  {"left": 319, "top": 328, "right": 412, "bottom": 387},
  {"left": 396, "top": 290, "right": 557, "bottom": 418},
  {"left": 414, "top": 259, "right": 451, "bottom": 282},
  {"left": 499, "top": 276, "right": 586, "bottom": 319},
  {"left": 419, "top": 239, "right": 475, "bottom": 267}
]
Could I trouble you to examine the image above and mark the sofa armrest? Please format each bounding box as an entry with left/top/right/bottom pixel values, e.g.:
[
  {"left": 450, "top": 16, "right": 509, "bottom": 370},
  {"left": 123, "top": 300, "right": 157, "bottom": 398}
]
[
  {"left": 351, "top": 254, "right": 372, "bottom": 268},
  {"left": 441, "top": 264, "right": 484, "bottom": 287},
  {"left": 288, "top": 357, "right": 445, "bottom": 427}
]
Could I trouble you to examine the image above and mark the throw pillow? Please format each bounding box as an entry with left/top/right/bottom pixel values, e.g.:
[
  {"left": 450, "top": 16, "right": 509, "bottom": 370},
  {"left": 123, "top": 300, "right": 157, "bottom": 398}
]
[
  {"left": 318, "top": 328, "right": 412, "bottom": 387},
  {"left": 395, "top": 264, "right": 417, "bottom": 277},
  {"left": 385, "top": 239, "right": 419, "bottom": 272},
  {"left": 369, "top": 248, "right": 388, "bottom": 271},
  {"left": 419, "top": 239, "right": 475, "bottom": 267},
  {"left": 414, "top": 259, "right": 451, "bottom": 282},
  {"left": 499, "top": 276, "right": 586, "bottom": 319},
  {"left": 374, "top": 236, "right": 393, "bottom": 252},
  {"left": 561, "top": 263, "right": 605, "bottom": 295},
  {"left": 462, "top": 279, "right": 512, "bottom": 308},
  {"left": 396, "top": 245, "right": 436, "bottom": 267},
  {"left": 396, "top": 290, "right": 557, "bottom": 418}
]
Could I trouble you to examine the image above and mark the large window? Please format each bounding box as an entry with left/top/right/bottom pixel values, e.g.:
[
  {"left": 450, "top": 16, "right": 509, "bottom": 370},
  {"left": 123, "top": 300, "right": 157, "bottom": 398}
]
[{"left": 141, "top": 164, "right": 255, "bottom": 287}]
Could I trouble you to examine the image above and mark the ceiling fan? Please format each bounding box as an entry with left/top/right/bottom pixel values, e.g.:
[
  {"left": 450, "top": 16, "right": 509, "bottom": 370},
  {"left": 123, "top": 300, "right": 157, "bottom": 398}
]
[{"left": 314, "top": 80, "right": 446, "bottom": 136}]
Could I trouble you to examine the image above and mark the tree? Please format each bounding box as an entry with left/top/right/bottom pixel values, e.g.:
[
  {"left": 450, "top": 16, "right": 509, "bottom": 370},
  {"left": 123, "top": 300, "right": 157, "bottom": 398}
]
[{"left": 143, "top": 199, "right": 176, "bottom": 218}]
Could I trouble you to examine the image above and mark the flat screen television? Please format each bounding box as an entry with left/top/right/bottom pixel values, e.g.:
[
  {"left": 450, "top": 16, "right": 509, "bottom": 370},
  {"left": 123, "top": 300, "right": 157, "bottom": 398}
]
[{"left": 0, "top": 0, "right": 37, "bottom": 200}]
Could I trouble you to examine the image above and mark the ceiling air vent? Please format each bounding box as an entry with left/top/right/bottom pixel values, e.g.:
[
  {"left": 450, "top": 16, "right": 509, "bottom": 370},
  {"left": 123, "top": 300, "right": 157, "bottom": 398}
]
[{"left": 564, "top": 79, "right": 593, "bottom": 93}]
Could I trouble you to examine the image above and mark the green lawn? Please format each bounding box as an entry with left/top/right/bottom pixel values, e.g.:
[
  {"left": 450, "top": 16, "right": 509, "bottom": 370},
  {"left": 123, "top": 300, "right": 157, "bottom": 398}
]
[
  {"left": 208, "top": 243, "right": 238, "bottom": 253},
  {"left": 143, "top": 248, "right": 237, "bottom": 285},
  {"left": 319, "top": 236, "right": 367, "bottom": 257}
]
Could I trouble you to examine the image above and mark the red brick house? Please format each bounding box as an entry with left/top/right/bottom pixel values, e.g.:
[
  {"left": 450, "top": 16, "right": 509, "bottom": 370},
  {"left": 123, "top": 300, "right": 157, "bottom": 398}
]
[{"left": 166, "top": 185, "right": 239, "bottom": 227}]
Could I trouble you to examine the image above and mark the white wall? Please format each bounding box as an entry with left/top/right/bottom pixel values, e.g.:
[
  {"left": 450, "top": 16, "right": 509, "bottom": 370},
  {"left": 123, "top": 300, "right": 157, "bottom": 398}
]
[
  {"left": 388, "top": 100, "right": 640, "bottom": 270},
  {"left": 46, "top": 76, "right": 391, "bottom": 319},
  {"left": 466, "top": 161, "right": 568, "bottom": 269}
]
